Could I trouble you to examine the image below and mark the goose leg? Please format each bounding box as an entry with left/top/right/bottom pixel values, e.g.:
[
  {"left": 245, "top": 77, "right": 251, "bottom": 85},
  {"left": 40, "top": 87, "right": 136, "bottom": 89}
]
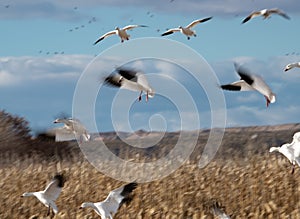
[
  {"left": 47, "top": 206, "right": 50, "bottom": 216},
  {"left": 146, "top": 91, "right": 149, "bottom": 102},
  {"left": 291, "top": 165, "right": 295, "bottom": 174},
  {"left": 264, "top": 95, "right": 270, "bottom": 107},
  {"left": 138, "top": 91, "right": 142, "bottom": 102}
]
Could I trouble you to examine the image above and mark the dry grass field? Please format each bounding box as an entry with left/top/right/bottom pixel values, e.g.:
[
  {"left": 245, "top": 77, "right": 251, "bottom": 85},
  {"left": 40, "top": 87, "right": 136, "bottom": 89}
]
[
  {"left": 1, "top": 111, "right": 300, "bottom": 218},
  {"left": 1, "top": 154, "right": 300, "bottom": 218}
]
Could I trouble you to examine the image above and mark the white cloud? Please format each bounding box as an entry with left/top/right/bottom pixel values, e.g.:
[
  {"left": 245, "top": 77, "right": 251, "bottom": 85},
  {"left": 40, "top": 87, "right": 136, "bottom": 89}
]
[
  {"left": 0, "top": 53, "right": 300, "bottom": 132},
  {"left": 0, "top": 55, "right": 93, "bottom": 86}
]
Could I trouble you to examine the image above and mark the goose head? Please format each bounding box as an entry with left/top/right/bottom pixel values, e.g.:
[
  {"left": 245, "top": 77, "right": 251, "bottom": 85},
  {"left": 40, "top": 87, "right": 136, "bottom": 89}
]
[{"left": 284, "top": 64, "right": 292, "bottom": 71}]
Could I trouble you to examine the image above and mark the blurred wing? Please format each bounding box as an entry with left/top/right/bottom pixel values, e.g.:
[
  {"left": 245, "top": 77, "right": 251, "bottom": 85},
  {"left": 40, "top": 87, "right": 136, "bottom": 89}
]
[
  {"left": 136, "top": 72, "right": 151, "bottom": 89},
  {"left": 161, "top": 28, "right": 180, "bottom": 36},
  {"left": 242, "top": 11, "right": 262, "bottom": 23},
  {"left": 280, "top": 144, "right": 294, "bottom": 164},
  {"left": 234, "top": 63, "right": 255, "bottom": 85},
  {"left": 54, "top": 127, "right": 75, "bottom": 142},
  {"left": 104, "top": 74, "right": 123, "bottom": 88},
  {"left": 94, "top": 30, "right": 117, "bottom": 45},
  {"left": 269, "top": 8, "right": 290, "bottom": 19},
  {"left": 44, "top": 179, "right": 62, "bottom": 201},
  {"left": 187, "top": 17, "right": 212, "bottom": 28},
  {"left": 220, "top": 80, "right": 254, "bottom": 91},
  {"left": 117, "top": 68, "right": 138, "bottom": 81},
  {"left": 122, "top": 24, "right": 147, "bottom": 31}
]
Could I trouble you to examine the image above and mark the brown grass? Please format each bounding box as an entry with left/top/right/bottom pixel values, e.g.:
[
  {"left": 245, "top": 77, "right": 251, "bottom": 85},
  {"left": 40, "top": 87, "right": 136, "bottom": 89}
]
[
  {"left": 1, "top": 112, "right": 300, "bottom": 218},
  {"left": 1, "top": 154, "right": 300, "bottom": 219}
]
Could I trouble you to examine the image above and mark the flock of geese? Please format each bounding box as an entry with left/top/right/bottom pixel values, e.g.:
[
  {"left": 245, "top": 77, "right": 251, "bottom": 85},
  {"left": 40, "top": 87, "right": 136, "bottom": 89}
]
[
  {"left": 22, "top": 175, "right": 138, "bottom": 219},
  {"left": 21, "top": 7, "right": 300, "bottom": 219}
]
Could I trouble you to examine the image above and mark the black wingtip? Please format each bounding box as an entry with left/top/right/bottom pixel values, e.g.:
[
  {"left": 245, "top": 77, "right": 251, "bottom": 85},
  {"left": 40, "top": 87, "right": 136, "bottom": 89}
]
[
  {"left": 53, "top": 173, "right": 65, "bottom": 187},
  {"left": 202, "top": 16, "right": 213, "bottom": 22},
  {"left": 242, "top": 17, "right": 250, "bottom": 24},
  {"left": 161, "top": 31, "right": 173, "bottom": 36},
  {"left": 121, "top": 182, "right": 138, "bottom": 196}
]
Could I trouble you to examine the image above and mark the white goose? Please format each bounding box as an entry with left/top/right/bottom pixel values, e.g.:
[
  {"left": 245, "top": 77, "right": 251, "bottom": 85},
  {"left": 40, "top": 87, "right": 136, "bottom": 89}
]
[
  {"left": 220, "top": 63, "right": 276, "bottom": 107},
  {"left": 210, "top": 202, "right": 231, "bottom": 219},
  {"left": 104, "top": 68, "right": 155, "bottom": 102},
  {"left": 53, "top": 118, "right": 90, "bottom": 143},
  {"left": 242, "top": 8, "right": 290, "bottom": 24},
  {"left": 80, "top": 182, "right": 137, "bottom": 219},
  {"left": 270, "top": 132, "right": 300, "bottom": 174},
  {"left": 284, "top": 62, "right": 300, "bottom": 72},
  {"left": 161, "top": 17, "right": 212, "bottom": 40},
  {"left": 94, "top": 25, "right": 147, "bottom": 44},
  {"left": 21, "top": 174, "right": 65, "bottom": 217}
]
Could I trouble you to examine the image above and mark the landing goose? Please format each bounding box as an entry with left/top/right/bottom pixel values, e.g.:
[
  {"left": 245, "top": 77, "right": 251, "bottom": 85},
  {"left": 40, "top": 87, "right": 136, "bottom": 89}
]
[
  {"left": 80, "top": 182, "right": 137, "bottom": 219},
  {"left": 284, "top": 62, "right": 300, "bottom": 71},
  {"left": 242, "top": 8, "right": 290, "bottom": 24},
  {"left": 220, "top": 63, "right": 276, "bottom": 107},
  {"left": 21, "top": 174, "right": 65, "bottom": 217},
  {"left": 53, "top": 118, "right": 90, "bottom": 143},
  {"left": 270, "top": 132, "right": 300, "bottom": 174},
  {"left": 104, "top": 68, "right": 155, "bottom": 102},
  {"left": 94, "top": 25, "right": 147, "bottom": 44},
  {"left": 161, "top": 17, "right": 212, "bottom": 40}
]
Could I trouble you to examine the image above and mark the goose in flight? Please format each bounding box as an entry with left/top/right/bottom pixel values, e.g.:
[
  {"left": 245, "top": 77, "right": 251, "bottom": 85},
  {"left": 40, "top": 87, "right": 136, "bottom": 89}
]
[
  {"left": 242, "top": 8, "right": 290, "bottom": 24},
  {"left": 284, "top": 62, "right": 300, "bottom": 72},
  {"left": 21, "top": 174, "right": 65, "bottom": 217},
  {"left": 80, "top": 182, "right": 137, "bottom": 219},
  {"left": 94, "top": 25, "right": 147, "bottom": 44},
  {"left": 53, "top": 118, "right": 90, "bottom": 143},
  {"left": 220, "top": 63, "right": 276, "bottom": 107},
  {"left": 161, "top": 17, "right": 212, "bottom": 40},
  {"left": 103, "top": 68, "right": 155, "bottom": 102},
  {"left": 270, "top": 132, "right": 300, "bottom": 174}
]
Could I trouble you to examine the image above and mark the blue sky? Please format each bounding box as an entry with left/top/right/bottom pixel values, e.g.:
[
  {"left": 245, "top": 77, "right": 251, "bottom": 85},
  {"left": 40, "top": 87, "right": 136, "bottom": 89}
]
[{"left": 1, "top": 0, "right": 300, "bottom": 133}]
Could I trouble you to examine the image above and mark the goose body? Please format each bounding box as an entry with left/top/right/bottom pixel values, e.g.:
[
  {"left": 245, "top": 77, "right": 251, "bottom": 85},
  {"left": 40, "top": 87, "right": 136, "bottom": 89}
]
[
  {"left": 21, "top": 174, "right": 65, "bottom": 216},
  {"left": 53, "top": 118, "right": 90, "bottom": 142},
  {"left": 104, "top": 68, "right": 155, "bottom": 102},
  {"left": 242, "top": 8, "right": 290, "bottom": 23},
  {"left": 80, "top": 182, "right": 137, "bottom": 219},
  {"left": 284, "top": 62, "right": 300, "bottom": 71},
  {"left": 270, "top": 132, "right": 300, "bottom": 174},
  {"left": 220, "top": 63, "right": 276, "bottom": 107},
  {"left": 94, "top": 25, "right": 147, "bottom": 44},
  {"left": 161, "top": 17, "right": 212, "bottom": 39}
]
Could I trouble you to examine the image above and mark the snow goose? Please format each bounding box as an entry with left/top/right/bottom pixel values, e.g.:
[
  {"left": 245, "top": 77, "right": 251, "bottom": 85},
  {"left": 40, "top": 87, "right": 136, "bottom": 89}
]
[
  {"left": 94, "top": 25, "right": 147, "bottom": 44},
  {"left": 80, "top": 182, "right": 137, "bottom": 219},
  {"left": 21, "top": 174, "right": 65, "bottom": 217},
  {"left": 284, "top": 62, "right": 300, "bottom": 72},
  {"left": 242, "top": 8, "right": 290, "bottom": 24},
  {"left": 220, "top": 63, "right": 276, "bottom": 107},
  {"left": 210, "top": 202, "right": 231, "bottom": 219},
  {"left": 103, "top": 68, "right": 155, "bottom": 102},
  {"left": 270, "top": 132, "right": 300, "bottom": 174},
  {"left": 161, "top": 17, "right": 212, "bottom": 40},
  {"left": 53, "top": 118, "right": 90, "bottom": 143}
]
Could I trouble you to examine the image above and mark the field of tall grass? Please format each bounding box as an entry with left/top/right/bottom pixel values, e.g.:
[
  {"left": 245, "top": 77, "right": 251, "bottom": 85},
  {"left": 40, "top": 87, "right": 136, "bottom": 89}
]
[
  {"left": 1, "top": 110, "right": 300, "bottom": 218},
  {"left": 1, "top": 154, "right": 300, "bottom": 218}
]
